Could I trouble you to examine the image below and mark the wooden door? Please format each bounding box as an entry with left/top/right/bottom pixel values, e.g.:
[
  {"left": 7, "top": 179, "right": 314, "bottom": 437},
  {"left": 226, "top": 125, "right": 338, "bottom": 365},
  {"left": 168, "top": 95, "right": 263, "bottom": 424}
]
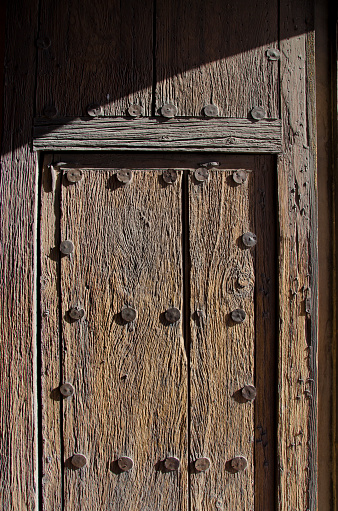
[{"left": 40, "top": 152, "right": 276, "bottom": 510}]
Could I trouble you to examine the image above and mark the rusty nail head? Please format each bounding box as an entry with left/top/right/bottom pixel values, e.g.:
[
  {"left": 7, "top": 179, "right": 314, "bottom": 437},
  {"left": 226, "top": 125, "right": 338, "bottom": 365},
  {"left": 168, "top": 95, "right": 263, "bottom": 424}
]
[
  {"left": 163, "top": 169, "right": 178, "bottom": 184},
  {"left": 128, "top": 104, "right": 143, "bottom": 117},
  {"left": 66, "top": 169, "right": 83, "bottom": 183},
  {"left": 44, "top": 105, "right": 58, "bottom": 118},
  {"left": 164, "top": 457, "right": 180, "bottom": 471},
  {"left": 242, "top": 232, "right": 257, "bottom": 247},
  {"left": 60, "top": 240, "right": 74, "bottom": 255},
  {"left": 116, "top": 169, "right": 133, "bottom": 184},
  {"left": 195, "top": 457, "right": 211, "bottom": 472},
  {"left": 250, "top": 107, "right": 266, "bottom": 121},
  {"left": 69, "top": 306, "right": 85, "bottom": 321},
  {"left": 118, "top": 456, "right": 134, "bottom": 471},
  {"left": 203, "top": 104, "right": 219, "bottom": 117},
  {"left": 231, "top": 308, "right": 246, "bottom": 323},
  {"left": 86, "top": 103, "right": 103, "bottom": 117},
  {"left": 233, "top": 170, "right": 248, "bottom": 184},
  {"left": 165, "top": 307, "right": 181, "bottom": 324},
  {"left": 36, "top": 36, "right": 51, "bottom": 49},
  {"left": 241, "top": 385, "right": 257, "bottom": 402},
  {"left": 60, "top": 382, "right": 75, "bottom": 398},
  {"left": 266, "top": 48, "right": 280, "bottom": 61},
  {"left": 230, "top": 456, "right": 248, "bottom": 472},
  {"left": 72, "top": 453, "right": 87, "bottom": 468},
  {"left": 160, "top": 103, "right": 177, "bottom": 118},
  {"left": 195, "top": 168, "right": 209, "bottom": 182},
  {"left": 121, "top": 307, "right": 137, "bottom": 323}
]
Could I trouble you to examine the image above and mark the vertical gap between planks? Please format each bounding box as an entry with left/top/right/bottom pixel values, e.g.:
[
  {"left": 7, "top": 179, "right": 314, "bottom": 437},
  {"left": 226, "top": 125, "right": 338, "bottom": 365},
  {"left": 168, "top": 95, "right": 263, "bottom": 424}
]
[
  {"left": 273, "top": 155, "right": 279, "bottom": 508},
  {"left": 151, "top": 0, "right": 157, "bottom": 117},
  {"left": 181, "top": 170, "right": 191, "bottom": 511}
]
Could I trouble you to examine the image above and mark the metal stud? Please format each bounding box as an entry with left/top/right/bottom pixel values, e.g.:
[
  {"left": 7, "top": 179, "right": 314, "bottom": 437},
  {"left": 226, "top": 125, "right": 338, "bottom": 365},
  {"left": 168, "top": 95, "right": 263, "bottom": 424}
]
[
  {"left": 194, "top": 168, "right": 209, "bottom": 182},
  {"left": 69, "top": 306, "right": 85, "bottom": 321},
  {"left": 165, "top": 307, "right": 181, "bottom": 324},
  {"left": 250, "top": 107, "right": 266, "bottom": 121},
  {"left": 60, "top": 240, "right": 74, "bottom": 255},
  {"left": 71, "top": 453, "right": 88, "bottom": 468},
  {"left": 164, "top": 457, "right": 180, "bottom": 471},
  {"left": 266, "top": 48, "right": 280, "bottom": 61},
  {"left": 86, "top": 103, "right": 103, "bottom": 117},
  {"left": 121, "top": 307, "right": 137, "bottom": 323},
  {"left": 128, "top": 104, "right": 143, "bottom": 117},
  {"left": 36, "top": 36, "right": 51, "bottom": 49},
  {"left": 117, "top": 456, "right": 134, "bottom": 472},
  {"left": 60, "top": 382, "right": 75, "bottom": 398},
  {"left": 43, "top": 105, "right": 58, "bottom": 118},
  {"left": 203, "top": 104, "right": 219, "bottom": 117},
  {"left": 232, "top": 170, "right": 248, "bottom": 185},
  {"left": 66, "top": 169, "right": 83, "bottom": 183},
  {"left": 116, "top": 169, "right": 133, "bottom": 184},
  {"left": 230, "top": 456, "right": 248, "bottom": 472},
  {"left": 160, "top": 103, "right": 177, "bottom": 118},
  {"left": 195, "top": 457, "right": 211, "bottom": 472},
  {"left": 242, "top": 232, "right": 257, "bottom": 247},
  {"left": 163, "top": 169, "right": 178, "bottom": 184},
  {"left": 241, "top": 385, "right": 257, "bottom": 402},
  {"left": 231, "top": 309, "right": 246, "bottom": 323}
]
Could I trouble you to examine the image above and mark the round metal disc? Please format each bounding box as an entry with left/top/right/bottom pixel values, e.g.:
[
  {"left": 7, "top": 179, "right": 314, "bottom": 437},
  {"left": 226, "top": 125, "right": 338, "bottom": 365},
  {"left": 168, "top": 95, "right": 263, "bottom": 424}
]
[
  {"left": 242, "top": 232, "right": 257, "bottom": 247},
  {"left": 72, "top": 453, "right": 87, "bottom": 468},
  {"left": 160, "top": 103, "right": 177, "bottom": 118},
  {"left": 66, "top": 169, "right": 83, "bottom": 183},
  {"left": 86, "top": 103, "right": 103, "bottom": 117},
  {"left": 121, "top": 307, "right": 137, "bottom": 323},
  {"left": 163, "top": 169, "right": 178, "bottom": 184},
  {"left": 232, "top": 170, "right": 248, "bottom": 185},
  {"left": 195, "top": 457, "right": 211, "bottom": 472},
  {"left": 69, "top": 307, "right": 85, "bottom": 321},
  {"left": 266, "top": 48, "right": 280, "bottom": 61},
  {"left": 60, "top": 240, "right": 74, "bottom": 255},
  {"left": 203, "top": 104, "right": 219, "bottom": 117},
  {"left": 117, "top": 456, "right": 134, "bottom": 471},
  {"left": 60, "top": 382, "right": 75, "bottom": 398},
  {"left": 194, "top": 168, "right": 209, "bottom": 182},
  {"left": 250, "top": 106, "right": 266, "bottom": 121},
  {"left": 116, "top": 169, "right": 133, "bottom": 184},
  {"left": 164, "top": 307, "right": 181, "bottom": 324},
  {"left": 164, "top": 457, "right": 180, "bottom": 471},
  {"left": 241, "top": 385, "right": 257, "bottom": 402},
  {"left": 231, "top": 308, "right": 246, "bottom": 323},
  {"left": 230, "top": 456, "right": 248, "bottom": 472},
  {"left": 128, "top": 104, "right": 143, "bottom": 117}
]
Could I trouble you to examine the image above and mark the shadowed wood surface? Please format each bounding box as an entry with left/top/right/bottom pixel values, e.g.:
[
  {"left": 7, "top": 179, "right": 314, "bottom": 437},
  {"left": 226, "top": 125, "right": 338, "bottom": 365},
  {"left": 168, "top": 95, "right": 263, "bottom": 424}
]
[
  {"left": 155, "top": 0, "right": 279, "bottom": 117},
  {"left": 188, "top": 157, "right": 275, "bottom": 510},
  {"left": 59, "top": 167, "right": 187, "bottom": 510}
]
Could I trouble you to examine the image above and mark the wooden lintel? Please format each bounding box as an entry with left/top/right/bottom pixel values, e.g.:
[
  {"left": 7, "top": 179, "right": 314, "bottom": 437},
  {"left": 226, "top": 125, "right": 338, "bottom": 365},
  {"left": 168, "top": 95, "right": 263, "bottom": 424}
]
[{"left": 33, "top": 117, "right": 282, "bottom": 153}]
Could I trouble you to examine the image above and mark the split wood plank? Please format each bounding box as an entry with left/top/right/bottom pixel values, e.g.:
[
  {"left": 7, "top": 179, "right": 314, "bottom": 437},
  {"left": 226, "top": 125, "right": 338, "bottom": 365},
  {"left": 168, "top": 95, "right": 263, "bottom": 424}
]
[
  {"left": 36, "top": 0, "right": 153, "bottom": 117},
  {"left": 278, "top": 1, "right": 317, "bottom": 510},
  {"left": 155, "top": 0, "right": 279, "bottom": 117},
  {"left": 0, "top": 0, "right": 39, "bottom": 509},
  {"left": 33, "top": 118, "right": 282, "bottom": 153},
  {"left": 40, "top": 157, "right": 62, "bottom": 511},
  {"left": 60, "top": 167, "right": 187, "bottom": 510}
]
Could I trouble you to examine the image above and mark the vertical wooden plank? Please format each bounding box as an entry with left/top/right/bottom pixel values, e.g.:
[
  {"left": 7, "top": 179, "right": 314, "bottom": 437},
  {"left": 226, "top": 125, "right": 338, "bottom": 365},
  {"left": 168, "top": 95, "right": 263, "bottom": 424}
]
[
  {"left": 40, "top": 156, "right": 62, "bottom": 510},
  {"left": 278, "top": 1, "right": 317, "bottom": 509},
  {"left": 155, "top": 0, "right": 279, "bottom": 117},
  {"left": 60, "top": 167, "right": 187, "bottom": 510},
  {"left": 0, "top": 1, "right": 39, "bottom": 509},
  {"left": 189, "top": 163, "right": 256, "bottom": 510},
  {"left": 36, "top": 0, "right": 153, "bottom": 117}
]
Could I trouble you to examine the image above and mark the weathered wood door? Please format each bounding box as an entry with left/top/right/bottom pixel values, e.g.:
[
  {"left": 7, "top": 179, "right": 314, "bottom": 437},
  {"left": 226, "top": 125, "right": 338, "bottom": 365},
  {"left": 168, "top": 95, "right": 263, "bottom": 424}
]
[{"left": 40, "top": 153, "right": 276, "bottom": 510}]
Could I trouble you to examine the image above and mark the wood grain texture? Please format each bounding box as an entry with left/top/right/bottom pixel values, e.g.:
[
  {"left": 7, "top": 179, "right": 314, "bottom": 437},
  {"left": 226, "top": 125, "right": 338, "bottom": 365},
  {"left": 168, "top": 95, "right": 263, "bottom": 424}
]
[
  {"left": 33, "top": 118, "right": 282, "bottom": 153},
  {"left": 0, "top": 0, "right": 39, "bottom": 509},
  {"left": 40, "top": 157, "right": 62, "bottom": 511},
  {"left": 188, "top": 158, "right": 276, "bottom": 510},
  {"left": 36, "top": 0, "right": 153, "bottom": 117},
  {"left": 60, "top": 167, "right": 187, "bottom": 510},
  {"left": 278, "top": 1, "right": 317, "bottom": 510},
  {"left": 155, "top": 0, "right": 279, "bottom": 117}
]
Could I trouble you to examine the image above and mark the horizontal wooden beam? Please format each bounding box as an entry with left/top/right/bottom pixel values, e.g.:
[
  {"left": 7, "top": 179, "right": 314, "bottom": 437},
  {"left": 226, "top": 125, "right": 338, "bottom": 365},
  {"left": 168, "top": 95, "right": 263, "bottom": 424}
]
[{"left": 33, "top": 117, "right": 282, "bottom": 153}]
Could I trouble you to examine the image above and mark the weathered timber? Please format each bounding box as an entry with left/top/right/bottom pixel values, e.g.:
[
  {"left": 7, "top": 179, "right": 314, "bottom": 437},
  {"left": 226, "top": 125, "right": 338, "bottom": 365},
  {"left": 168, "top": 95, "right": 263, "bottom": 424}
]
[
  {"left": 0, "top": 0, "right": 39, "bottom": 510},
  {"left": 33, "top": 118, "right": 282, "bottom": 152},
  {"left": 36, "top": 0, "right": 153, "bottom": 117},
  {"left": 155, "top": 0, "right": 279, "bottom": 117},
  {"left": 278, "top": 1, "right": 318, "bottom": 510}
]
